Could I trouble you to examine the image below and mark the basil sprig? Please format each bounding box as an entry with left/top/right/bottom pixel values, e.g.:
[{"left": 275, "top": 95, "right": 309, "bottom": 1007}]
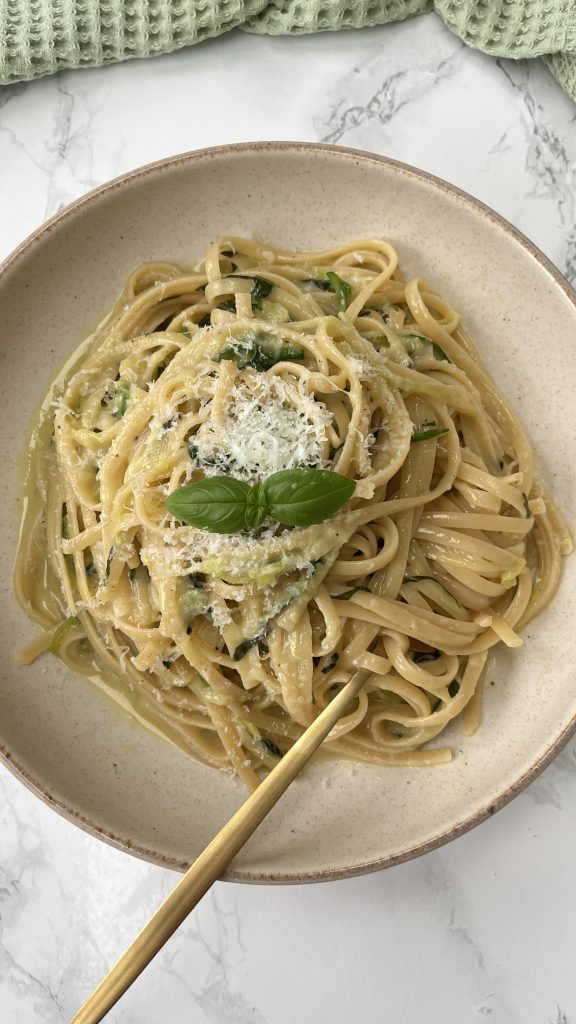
[
  {"left": 165, "top": 468, "right": 356, "bottom": 534},
  {"left": 410, "top": 427, "right": 449, "bottom": 444}
]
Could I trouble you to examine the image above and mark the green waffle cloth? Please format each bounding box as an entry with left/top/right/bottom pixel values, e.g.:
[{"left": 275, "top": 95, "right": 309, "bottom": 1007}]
[{"left": 1, "top": 0, "right": 575, "bottom": 94}]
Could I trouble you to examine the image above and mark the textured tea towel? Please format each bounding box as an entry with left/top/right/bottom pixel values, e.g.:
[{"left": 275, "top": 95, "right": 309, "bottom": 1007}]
[{"left": 0, "top": 0, "right": 574, "bottom": 96}]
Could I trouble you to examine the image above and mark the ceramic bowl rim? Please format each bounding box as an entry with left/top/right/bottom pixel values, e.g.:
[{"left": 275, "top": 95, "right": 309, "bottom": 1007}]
[{"left": 1, "top": 140, "right": 575, "bottom": 884}]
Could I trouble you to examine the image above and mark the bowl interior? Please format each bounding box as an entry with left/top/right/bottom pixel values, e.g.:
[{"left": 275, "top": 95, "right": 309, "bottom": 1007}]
[{"left": 1, "top": 143, "right": 575, "bottom": 881}]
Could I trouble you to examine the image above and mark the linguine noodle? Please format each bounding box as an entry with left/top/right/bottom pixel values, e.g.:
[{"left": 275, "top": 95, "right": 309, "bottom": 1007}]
[{"left": 14, "top": 236, "right": 571, "bottom": 788}]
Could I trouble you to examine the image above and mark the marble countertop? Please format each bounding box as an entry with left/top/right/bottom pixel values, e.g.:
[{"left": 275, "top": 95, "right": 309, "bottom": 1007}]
[{"left": 1, "top": 13, "right": 576, "bottom": 1023}]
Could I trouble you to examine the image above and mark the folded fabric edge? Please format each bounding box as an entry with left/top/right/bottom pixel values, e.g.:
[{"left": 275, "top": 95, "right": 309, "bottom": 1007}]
[{"left": 544, "top": 51, "right": 576, "bottom": 103}]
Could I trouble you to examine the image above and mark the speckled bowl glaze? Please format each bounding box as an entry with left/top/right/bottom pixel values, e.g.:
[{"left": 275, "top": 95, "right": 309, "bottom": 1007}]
[{"left": 1, "top": 143, "right": 575, "bottom": 883}]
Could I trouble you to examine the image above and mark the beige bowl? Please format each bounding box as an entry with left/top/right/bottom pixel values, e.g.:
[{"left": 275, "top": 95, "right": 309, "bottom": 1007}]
[{"left": 1, "top": 143, "right": 575, "bottom": 882}]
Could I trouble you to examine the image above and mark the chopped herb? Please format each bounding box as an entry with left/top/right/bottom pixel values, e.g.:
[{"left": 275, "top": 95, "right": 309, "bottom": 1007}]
[
  {"left": 410, "top": 427, "right": 449, "bottom": 444},
  {"left": 321, "top": 652, "right": 340, "bottom": 674},
  {"left": 188, "top": 440, "right": 199, "bottom": 463},
  {"left": 85, "top": 562, "right": 97, "bottom": 577},
  {"left": 61, "top": 513, "right": 69, "bottom": 539},
  {"left": 162, "top": 659, "right": 172, "bottom": 668},
  {"left": 198, "top": 315, "right": 212, "bottom": 328},
  {"left": 179, "top": 327, "right": 192, "bottom": 339},
  {"left": 213, "top": 331, "right": 304, "bottom": 371},
  {"left": 128, "top": 567, "right": 137, "bottom": 583},
  {"left": 217, "top": 298, "right": 236, "bottom": 313},
  {"left": 232, "top": 635, "right": 262, "bottom": 661},
  {"left": 233, "top": 562, "right": 329, "bottom": 660},
  {"left": 522, "top": 493, "right": 532, "bottom": 518},
  {"left": 402, "top": 334, "right": 450, "bottom": 363},
  {"left": 411, "top": 649, "right": 441, "bottom": 664},
  {"left": 226, "top": 275, "right": 274, "bottom": 309},
  {"left": 326, "top": 271, "right": 352, "bottom": 311},
  {"left": 261, "top": 737, "right": 283, "bottom": 759},
  {"left": 333, "top": 586, "right": 371, "bottom": 601},
  {"left": 432, "top": 679, "right": 460, "bottom": 711},
  {"left": 105, "top": 549, "right": 114, "bottom": 577}
]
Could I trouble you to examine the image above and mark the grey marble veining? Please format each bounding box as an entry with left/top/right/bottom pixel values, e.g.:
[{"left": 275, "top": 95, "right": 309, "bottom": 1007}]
[{"left": 1, "top": 15, "right": 576, "bottom": 1023}]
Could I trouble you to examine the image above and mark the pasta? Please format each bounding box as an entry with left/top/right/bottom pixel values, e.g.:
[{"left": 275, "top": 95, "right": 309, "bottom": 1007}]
[{"left": 14, "top": 236, "right": 572, "bottom": 789}]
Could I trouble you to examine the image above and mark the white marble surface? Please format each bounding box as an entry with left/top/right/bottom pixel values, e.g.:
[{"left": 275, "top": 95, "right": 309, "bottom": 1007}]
[{"left": 1, "top": 13, "right": 576, "bottom": 1023}]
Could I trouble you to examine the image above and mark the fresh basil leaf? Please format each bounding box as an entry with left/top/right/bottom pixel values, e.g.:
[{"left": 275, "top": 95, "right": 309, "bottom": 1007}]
[
  {"left": 165, "top": 477, "right": 252, "bottom": 533},
  {"left": 167, "top": 468, "right": 355, "bottom": 534},
  {"left": 262, "top": 468, "right": 355, "bottom": 528},
  {"left": 326, "top": 271, "right": 352, "bottom": 312},
  {"left": 410, "top": 427, "right": 449, "bottom": 444},
  {"left": 333, "top": 586, "right": 371, "bottom": 601},
  {"left": 244, "top": 482, "right": 270, "bottom": 530}
]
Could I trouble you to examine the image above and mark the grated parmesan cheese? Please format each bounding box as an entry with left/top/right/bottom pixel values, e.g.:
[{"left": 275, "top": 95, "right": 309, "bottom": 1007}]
[{"left": 193, "top": 372, "right": 333, "bottom": 482}]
